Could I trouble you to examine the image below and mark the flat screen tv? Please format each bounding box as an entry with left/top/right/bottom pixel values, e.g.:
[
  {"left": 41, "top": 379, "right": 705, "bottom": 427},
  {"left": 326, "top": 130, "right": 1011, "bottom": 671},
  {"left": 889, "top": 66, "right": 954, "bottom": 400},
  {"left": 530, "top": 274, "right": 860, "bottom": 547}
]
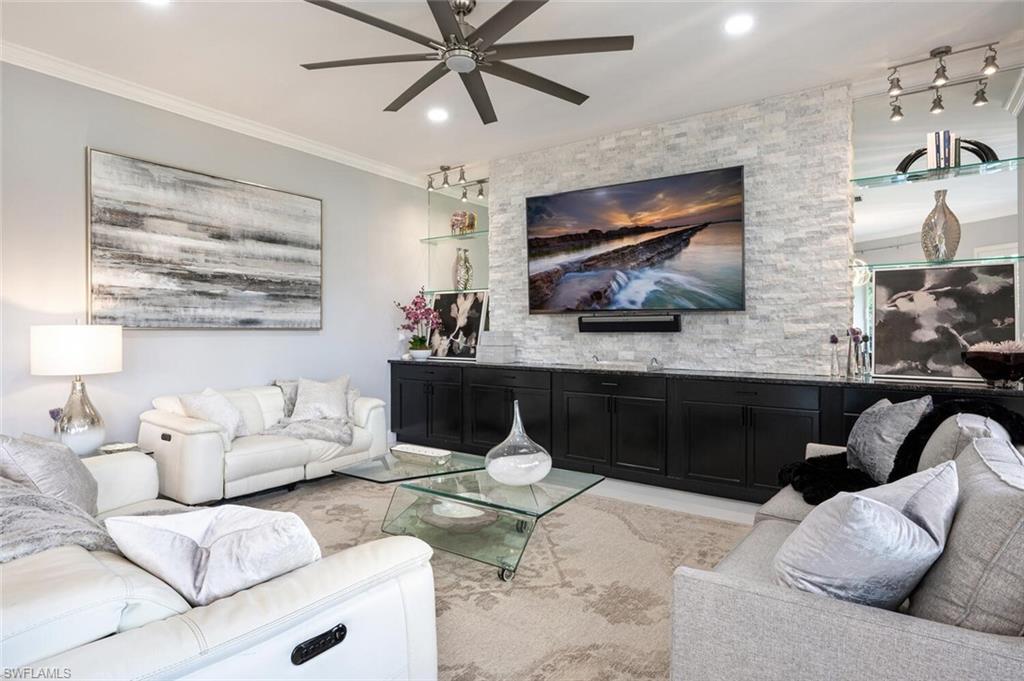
[{"left": 526, "top": 166, "right": 744, "bottom": 313}]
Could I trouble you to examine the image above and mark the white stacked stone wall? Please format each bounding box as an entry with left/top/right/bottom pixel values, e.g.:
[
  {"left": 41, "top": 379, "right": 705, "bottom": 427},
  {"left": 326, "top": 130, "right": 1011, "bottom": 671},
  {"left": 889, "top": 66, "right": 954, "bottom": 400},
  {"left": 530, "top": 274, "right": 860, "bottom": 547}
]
[{"left": 487, "top": 84, "right": 854, "bottom": 374}]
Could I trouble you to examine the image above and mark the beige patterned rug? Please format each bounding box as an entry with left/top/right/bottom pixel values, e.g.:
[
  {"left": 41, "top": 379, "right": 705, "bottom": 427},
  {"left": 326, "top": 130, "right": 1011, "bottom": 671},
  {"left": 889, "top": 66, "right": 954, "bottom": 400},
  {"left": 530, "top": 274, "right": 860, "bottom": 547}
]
[{"left": 248, "top": 476, "right": 749, "bottom": 681}]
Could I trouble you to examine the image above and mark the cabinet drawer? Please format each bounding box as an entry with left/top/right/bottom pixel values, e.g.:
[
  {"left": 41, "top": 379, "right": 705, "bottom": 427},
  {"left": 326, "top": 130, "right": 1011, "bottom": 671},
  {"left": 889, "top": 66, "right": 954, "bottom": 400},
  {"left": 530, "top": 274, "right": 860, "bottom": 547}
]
[
  {"left": 464, "top": 367, "right": 551, "bottom": 390},
  {"left": 675, "top": 380, "right": 819, "bottom": 410},
  {"left": 392, "top": 363, "right": 461, "bottom": 383},
  {"left": 562, "top": 372, "right": 666, "bottom": 398}
]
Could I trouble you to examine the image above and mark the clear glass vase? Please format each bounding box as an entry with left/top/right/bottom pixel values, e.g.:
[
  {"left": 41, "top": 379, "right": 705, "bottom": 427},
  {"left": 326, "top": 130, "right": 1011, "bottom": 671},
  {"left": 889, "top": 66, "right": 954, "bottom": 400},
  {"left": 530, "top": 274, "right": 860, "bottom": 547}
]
[
  {"left": 485, "top": 400, "right": 552, "bottom": 486},
  {"left": 830, "top": 345, "right": 841, "bottom": 378}
]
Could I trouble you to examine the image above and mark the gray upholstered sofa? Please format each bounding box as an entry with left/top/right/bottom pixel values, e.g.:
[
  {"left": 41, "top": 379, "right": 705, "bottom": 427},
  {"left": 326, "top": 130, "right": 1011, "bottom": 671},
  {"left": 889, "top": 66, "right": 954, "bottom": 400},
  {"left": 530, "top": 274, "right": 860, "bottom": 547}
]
[{"left": 671, "top": 443, "right": 1024, "bottom": 681}]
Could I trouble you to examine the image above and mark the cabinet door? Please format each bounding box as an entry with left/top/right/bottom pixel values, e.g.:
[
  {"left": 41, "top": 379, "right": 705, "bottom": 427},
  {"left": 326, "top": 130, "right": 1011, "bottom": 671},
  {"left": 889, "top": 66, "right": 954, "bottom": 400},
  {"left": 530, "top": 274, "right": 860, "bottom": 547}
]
[
  {"left": 563, "top": 392, "right": 611, "bottom": 464},
  {"left": 395, "top": 378, "right": 428, "bottom": 441},
  {"left": 512, "top": 386, "right": 552, "bottom": 451},
  {"left": 749, "top": 406, "right": 819, "bottom": 491},
  {"left": 680, "top": 402, "right": 747, "bottom": 485},
  {"left": 612, "top": 396, "right": 666, "bottom": 473},
  {"left": 428, "top": 382, "right": 463, "bottom": 444},
  {"left": 465, "top": 384, "right": 511, "bottom": 449}
]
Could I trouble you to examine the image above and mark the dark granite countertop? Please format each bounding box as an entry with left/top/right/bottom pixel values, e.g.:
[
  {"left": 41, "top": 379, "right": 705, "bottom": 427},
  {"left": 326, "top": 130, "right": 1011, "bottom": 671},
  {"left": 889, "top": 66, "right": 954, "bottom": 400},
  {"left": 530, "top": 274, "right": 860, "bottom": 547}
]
[{"left": 388, "top": 358, "right": 1024, "bottom": 397}]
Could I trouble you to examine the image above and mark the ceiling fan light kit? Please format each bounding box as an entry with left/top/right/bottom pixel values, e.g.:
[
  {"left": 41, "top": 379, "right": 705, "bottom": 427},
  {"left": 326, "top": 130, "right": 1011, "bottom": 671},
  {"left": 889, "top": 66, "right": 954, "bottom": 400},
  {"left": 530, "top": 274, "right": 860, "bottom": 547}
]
[
  {"left": 879, "top": 42, "right": 999, "bottom": 122},
  {"left": 300, "top": 0, "right": 635, "bottom": 124}
]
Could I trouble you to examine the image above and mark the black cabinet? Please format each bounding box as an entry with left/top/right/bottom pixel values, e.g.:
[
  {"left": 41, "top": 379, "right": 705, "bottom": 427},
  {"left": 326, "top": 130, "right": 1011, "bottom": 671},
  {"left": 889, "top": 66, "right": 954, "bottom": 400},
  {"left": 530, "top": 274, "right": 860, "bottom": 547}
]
[
  {"left": 463, "top": 368, "right": 551, "bottom": 453},
  {"left": 671, "top": 380, "right": 820, "bottom": 502},
  {"left": 390, "top": 364, "right": 462, "bottom": 446},
  {"left": 555, "top": 373, "right": 667, "bottom": 474},
  {"left": 390, "top": 360, "right": 1024, "bottom": 504}
]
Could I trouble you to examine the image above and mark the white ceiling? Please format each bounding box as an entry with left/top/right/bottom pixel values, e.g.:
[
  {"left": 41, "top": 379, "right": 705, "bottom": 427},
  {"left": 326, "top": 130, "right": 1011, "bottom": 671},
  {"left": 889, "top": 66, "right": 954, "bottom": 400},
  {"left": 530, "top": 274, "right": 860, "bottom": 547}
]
[{"left": 3, "top": 0, "right": 1023, "bottom": 178}]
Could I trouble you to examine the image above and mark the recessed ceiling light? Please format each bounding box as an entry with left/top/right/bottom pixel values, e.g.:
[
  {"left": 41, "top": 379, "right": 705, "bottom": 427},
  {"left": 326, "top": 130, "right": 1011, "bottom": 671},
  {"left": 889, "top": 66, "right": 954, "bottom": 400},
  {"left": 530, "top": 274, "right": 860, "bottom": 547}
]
[
  {"left": 724, "top": 14, "right": 754, "bottom": 36},
  {"left": 427, "top": 108, "right": 449, "bottom": 123}
]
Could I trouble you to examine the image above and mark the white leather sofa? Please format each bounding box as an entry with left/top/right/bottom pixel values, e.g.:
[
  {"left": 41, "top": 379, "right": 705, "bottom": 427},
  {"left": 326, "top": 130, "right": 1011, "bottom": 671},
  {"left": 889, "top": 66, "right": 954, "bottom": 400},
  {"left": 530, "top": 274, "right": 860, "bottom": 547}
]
[
  {"left": 1, "top": 451, "right": 438, "bottom": 680},
  {"left": 138, "top": 385, "right": 387, "bottom": 504}
]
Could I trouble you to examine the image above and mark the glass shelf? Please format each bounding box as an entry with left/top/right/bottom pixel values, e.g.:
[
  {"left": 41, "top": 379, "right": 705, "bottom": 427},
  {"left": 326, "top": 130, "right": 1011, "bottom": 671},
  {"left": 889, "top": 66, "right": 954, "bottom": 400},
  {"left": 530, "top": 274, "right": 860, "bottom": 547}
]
[
  {"left": 851, "top": 156, "right": 1022, "bottom": 190},
  {"left": 420, "top": 230, "right": 489, "bottom": 244},
  {"left": 850, "top": 254, "right": 1022, "bottom": 271},
  {"left": 422, "top": 287, "right": 489, "bottom": 296}
]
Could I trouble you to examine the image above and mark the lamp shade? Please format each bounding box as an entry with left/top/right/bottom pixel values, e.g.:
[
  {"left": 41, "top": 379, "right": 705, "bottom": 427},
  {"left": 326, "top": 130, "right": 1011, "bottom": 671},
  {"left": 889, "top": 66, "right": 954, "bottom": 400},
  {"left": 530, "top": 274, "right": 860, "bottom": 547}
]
[{"left": 30, "top": 325, "right": 123, "bottom": 376}]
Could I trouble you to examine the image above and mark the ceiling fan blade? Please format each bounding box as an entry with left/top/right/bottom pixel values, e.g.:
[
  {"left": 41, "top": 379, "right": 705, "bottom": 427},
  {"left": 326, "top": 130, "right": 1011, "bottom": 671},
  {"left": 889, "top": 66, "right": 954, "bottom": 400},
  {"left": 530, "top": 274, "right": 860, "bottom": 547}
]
[
  {"left": 302, "top": 53, "right": 438, "bottom": 70},
  {"left": 384, "top": 63, "right": 450, "bottom": 112},
  {"left": 426, "top": 0, "right": 463, "bottom": 44},
  {"left": 480, "top": 61, "right": 588, "bottom": 105},
  {"left": 460, "top": 70, "right": 497, "bottom": 124},
  {"left": 466, "top": 0, "right": 547, "bottom": 50},
  {"left": 304, "top": 0, "right": 438, "bottom": 49},
  {"left": 489, "top": 36, "right": 634, "bottom": 60}
]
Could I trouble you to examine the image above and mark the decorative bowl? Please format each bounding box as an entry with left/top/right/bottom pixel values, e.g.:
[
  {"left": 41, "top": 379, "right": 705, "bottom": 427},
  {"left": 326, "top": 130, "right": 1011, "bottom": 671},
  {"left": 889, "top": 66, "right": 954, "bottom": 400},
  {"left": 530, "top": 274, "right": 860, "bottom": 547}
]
[
  {"left": 409, "top": 349, "right": 432, "bottom": 361},
  {"left": 962, "top": 351, "right": 1024, "bottom": 388}
]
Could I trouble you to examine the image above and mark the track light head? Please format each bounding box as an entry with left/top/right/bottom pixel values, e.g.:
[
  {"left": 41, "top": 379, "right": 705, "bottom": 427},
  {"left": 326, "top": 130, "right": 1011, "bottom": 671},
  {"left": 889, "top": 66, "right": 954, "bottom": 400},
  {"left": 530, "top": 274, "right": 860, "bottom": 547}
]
[
  {"left": 477, "top": 183, "right": 485, "bottom": 199},
  {"left": 982, "top": 48, "right": 999, "bottom": 76},
  {"left": 460, "top": 187, "right": 468, "bottom": 202},
  {"left": 929, "top": 91, "right": 944, "bottom": 114},
  {"left": 887, "top": 74, "right": 903, "bottom": 97},
  {"left": 932, "top": 58, "right": 949, "bottom": 87},
  {"left": 457, "top": 167, "right": 467, "bottom": 184},
  {"left": 889, "top": 98, "right": 904, "bottom": 122},
  {"left": 442, "top": 172, "right": 450, "bottom": 188},
  {"left": 973, "top": 80, "right": 989, "bottom": 107},
  {"left": 426, "top": 176, "right": 435, "bottom": 191}
]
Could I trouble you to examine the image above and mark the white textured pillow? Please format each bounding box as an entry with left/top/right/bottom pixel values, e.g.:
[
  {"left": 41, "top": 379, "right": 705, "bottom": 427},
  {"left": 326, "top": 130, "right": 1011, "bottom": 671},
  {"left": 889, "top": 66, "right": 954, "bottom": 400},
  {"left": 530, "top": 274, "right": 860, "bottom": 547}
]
[
  {"left": 180, "top": 388, "right": 244, "bottom": 450},
  {"left": 0, "top": 435, "right": 98, "bottom": 515},
  {"left": 292, "top": 376, "right": 350, "bottom": 421},
  {"left": 106, "top": 505, "right": 321, "bottom": 606},
  {"left": 774, "top": 462, "right": 959, "bottom": 610},
  {"left": 347, "top": 386, "right": 361, "bottom": 420}
]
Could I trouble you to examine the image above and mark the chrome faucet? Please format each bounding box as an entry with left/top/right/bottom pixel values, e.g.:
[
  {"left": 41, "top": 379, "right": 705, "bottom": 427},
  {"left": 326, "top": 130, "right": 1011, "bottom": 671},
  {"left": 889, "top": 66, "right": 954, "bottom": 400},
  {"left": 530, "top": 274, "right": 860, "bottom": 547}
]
[
  {"left": 648, "top": 357, "right": 662, "bottom": 371},
  {"left": 592, "top": 354, "right": 600, "bottom": 363}
]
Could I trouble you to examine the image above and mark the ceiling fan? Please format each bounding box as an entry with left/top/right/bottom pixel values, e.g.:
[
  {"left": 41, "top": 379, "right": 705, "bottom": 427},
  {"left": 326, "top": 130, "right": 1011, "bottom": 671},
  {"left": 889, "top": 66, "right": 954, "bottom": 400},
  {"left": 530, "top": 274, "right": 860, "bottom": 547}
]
[{"left": 300, "top": 0, "right": 634, "bottom": 124}]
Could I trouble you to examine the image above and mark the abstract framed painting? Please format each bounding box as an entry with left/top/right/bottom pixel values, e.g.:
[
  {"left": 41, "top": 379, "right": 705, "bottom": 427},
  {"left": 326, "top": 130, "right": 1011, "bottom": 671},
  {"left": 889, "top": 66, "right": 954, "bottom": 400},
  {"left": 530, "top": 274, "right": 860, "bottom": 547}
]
[
  {"left": 873, "top": 263, "right": 1016, "bottom": 382},
  {"left": 88, "top": 149, "right": 322, "bottom": 329},
  {"left": 429, "top": 290, "right": 489, "bottom": 360}
]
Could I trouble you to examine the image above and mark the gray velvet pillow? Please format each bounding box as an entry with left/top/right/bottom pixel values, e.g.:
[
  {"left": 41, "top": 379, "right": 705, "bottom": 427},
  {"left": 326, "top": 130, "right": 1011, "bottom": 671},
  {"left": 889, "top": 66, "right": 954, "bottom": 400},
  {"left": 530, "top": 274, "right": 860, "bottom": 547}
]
[
  {"left": 847, "top": 396, "right": 933, "bottom": 483},
  {"left": 909, "top": 437, "right": 1024, "bottom": 635},
  {"left": 0, "top": 434, "right": 99, "bottom": 516},
  {"left": 774, "top": 461, "right": 958, "bottom": 610}
]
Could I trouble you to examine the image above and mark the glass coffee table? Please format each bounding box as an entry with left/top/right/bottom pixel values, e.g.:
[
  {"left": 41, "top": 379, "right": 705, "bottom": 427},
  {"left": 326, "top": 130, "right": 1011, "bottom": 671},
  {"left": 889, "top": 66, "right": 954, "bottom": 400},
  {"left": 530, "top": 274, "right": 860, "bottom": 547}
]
[
  {"left": 334, "top": 450, "right": 485, "bottom": 483},
  {"left": 381, "top": 467, "right": 604, "bottom": 581}
]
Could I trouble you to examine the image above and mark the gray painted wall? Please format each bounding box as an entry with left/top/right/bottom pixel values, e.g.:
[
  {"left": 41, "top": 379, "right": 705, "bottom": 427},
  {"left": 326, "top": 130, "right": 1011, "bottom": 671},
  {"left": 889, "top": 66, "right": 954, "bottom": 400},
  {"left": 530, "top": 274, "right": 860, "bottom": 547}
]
[
  {"left": 1, "top": 64, "right": 425, "bottom": 441},
  {"left": 487, "top": 84, "right": 853, "bottom": 374}
]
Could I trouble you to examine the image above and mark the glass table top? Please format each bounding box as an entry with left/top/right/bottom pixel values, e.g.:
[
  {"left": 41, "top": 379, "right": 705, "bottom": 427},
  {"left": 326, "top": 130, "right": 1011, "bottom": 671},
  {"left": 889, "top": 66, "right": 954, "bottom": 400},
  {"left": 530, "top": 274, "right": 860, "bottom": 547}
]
[
  {"left": 335, "top": 451, "right": 485, "bottom": 483},
  {"left": 401, "top": 467, "right": 605, "bottom": 518}
]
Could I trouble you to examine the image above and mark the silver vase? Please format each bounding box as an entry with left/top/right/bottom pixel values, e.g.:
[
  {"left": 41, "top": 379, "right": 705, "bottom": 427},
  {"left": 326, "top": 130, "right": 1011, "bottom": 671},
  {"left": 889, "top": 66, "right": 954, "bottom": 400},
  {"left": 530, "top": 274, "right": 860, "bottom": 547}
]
[
  {"left": 920, "top": 189, "right": 961, "bottom": 262},
  {"left": 58, "top": 377, "right": 106, "bottom": 456},
  {"left": 454, "top": 248, "right": 473, "bottom": 290}
]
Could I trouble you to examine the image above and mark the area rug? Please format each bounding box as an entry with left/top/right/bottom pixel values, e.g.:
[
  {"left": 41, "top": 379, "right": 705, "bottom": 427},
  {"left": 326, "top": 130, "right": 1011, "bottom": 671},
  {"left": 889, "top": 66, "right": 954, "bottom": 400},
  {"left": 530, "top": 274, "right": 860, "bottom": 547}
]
[{"left": 248, "top": 476, "right": 749, "bottom": 681}]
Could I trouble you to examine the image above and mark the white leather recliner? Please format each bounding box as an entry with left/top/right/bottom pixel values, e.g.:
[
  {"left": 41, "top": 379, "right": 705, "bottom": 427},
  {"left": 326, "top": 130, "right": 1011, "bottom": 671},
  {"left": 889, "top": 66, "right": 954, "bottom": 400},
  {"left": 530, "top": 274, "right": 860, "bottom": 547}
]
[
  {"left": 1, "top": 451, "right": 438, "bottom": 680},
  {"left": 138, "top": 385, "right": 387, "bottom": 504}
]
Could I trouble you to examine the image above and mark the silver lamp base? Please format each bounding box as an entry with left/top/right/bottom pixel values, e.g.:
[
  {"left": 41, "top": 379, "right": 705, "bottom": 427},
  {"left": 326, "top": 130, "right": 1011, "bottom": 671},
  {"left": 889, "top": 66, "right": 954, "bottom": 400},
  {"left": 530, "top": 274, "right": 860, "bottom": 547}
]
[{"left": 58, "top": 376, "right": 105, "bottom": 456}]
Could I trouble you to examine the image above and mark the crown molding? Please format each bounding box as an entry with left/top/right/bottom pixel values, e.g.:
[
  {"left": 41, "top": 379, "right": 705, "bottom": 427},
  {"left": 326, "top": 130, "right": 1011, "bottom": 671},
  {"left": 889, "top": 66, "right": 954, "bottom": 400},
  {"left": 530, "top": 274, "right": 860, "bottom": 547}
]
[
  {"left": 1006, "top": 68, "right": 1024, "bottom": 116},
  {"left": 0, "top": 42, "right": 423, "bottom": 188}
]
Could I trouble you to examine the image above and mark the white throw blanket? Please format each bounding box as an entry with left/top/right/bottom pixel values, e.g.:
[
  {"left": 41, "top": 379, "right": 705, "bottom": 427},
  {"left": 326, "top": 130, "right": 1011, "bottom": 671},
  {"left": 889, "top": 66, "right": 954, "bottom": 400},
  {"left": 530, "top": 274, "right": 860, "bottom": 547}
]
[{"left": 262, "top": 417, "right": 354, "bottom": 447}]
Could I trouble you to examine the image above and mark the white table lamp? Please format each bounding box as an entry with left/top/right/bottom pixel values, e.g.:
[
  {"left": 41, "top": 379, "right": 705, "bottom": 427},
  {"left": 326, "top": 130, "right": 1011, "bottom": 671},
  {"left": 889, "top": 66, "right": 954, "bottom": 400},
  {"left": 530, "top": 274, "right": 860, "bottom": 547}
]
[{"left": 30, "top": 324, "right": 123, "bottom": 455}]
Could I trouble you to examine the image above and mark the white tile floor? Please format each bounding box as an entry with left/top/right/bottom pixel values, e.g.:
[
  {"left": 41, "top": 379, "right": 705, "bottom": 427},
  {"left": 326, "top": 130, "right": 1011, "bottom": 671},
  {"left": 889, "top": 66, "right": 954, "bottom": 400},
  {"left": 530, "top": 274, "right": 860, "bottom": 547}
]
[{"left": 585, "top": 477, "right": 759, "bottom": 526}]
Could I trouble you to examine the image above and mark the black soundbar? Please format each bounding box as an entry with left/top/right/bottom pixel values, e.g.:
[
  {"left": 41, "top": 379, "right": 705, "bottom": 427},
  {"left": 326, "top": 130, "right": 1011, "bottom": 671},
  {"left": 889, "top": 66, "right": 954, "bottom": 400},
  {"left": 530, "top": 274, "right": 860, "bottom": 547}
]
[{"left": 578, "top": 314, "right": 681, "bottom": 333}]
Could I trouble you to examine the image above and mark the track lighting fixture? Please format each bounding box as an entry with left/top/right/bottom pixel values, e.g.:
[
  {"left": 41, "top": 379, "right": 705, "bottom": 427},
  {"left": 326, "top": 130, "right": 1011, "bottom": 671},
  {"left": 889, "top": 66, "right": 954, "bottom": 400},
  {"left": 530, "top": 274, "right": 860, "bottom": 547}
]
[
  {"left": 973, "top": 80, "right": 989, "bottom": 107},
  {"left": 425, "top": 165, "right": 488, "bottom": 202},
  {"left": 932, "top": 57, "right": 949, "bottom": 86},
  {"left": 457, "top": 167, "right": 467, "bottom": 184},
  {"left": 887, "top": 70, "right": 903, "bottom": 96},
  {"left": 880, "top": 42, "right": 999, "bottom": 122},
  {"left": 889, "top": 97, "right": 904, "bottom": 122},
  {"left": 477, "top": 183, "right": 485, "bottom": 200},
  {"left": 982, "top": 46, "right": 999, "bottom": 76},
  {"left": 426, "top": 176, "right": 435, "bottom": 191},
  {"left": 460, "top": 188, "right": 468, "bottom": 202},
  {"left": 442, "top": 172, "right": 450, "bottom": 188}
]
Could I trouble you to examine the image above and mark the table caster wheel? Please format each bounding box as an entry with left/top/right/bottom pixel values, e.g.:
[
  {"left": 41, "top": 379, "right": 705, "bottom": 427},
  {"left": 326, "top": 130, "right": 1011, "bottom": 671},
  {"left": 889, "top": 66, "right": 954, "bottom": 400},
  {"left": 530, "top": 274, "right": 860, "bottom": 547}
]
[{"left": 499, "top": 568, "right": 515, "bottom": 582}]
